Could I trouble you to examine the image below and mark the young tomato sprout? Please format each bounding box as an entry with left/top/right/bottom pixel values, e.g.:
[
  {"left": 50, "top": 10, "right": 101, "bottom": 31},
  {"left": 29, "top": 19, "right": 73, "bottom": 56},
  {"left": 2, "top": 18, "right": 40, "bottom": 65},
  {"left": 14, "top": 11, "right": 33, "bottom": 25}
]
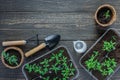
[
  {"left": 102, "top": 40, "right": 116, "bottom": 52},
  {"left": 2, "top": 51, "right": 18, "bottom": 66},
  {"left": 103, "top": 10, "right": 110, "bottom": 19},
  {"left": 85, "top": 51, "right": 99, "bottom": 70}
]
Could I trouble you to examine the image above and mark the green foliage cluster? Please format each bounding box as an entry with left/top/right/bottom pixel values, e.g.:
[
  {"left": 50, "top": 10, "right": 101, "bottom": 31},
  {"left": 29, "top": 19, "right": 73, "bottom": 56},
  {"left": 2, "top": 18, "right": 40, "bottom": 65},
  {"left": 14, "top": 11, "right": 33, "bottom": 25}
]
[
  {"left": 101, "top": 58, "right": 117, "bottom": 76},
  {"left": 102, "top": 40, "right": 116, "bottom": 52},
  {"left": 85, "top": 36, "right": 117, "bottom": 76},
  {"left": 2, "top": 51, "right": 18, "bottom": 66},
  {"left": 85, "top": 51, "right": 117, "bottom": 76},
  {"left": 25, "top": 49, "right": 76, "bottom": 80},
  {"left": 103, "top": 10, "right": 110, "bottom": 19},
  {"left": 85, "top": 51, "right": 99, "bottom": 70}
]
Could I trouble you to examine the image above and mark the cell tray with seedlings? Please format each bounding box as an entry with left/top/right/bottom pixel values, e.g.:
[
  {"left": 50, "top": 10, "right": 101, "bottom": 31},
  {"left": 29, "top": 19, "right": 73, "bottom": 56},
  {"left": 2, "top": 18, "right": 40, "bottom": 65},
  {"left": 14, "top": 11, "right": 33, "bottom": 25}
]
[
  {"left": 22, "top": 46, "right": 79, "bottom": 80},
  {"left": 80, "top": 28, "right": 120, "bottom": 80}
]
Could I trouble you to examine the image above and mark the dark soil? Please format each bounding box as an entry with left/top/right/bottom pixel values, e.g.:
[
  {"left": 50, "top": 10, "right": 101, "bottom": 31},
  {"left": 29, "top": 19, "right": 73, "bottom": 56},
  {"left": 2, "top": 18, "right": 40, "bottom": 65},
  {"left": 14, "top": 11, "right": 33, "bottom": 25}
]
[
  {"left": 108, "top": 46, "right": 120, "bottom": 64},
  {"left": 80, "top": 29, "right": 120, "bottom": 80},
  {"left": 97, "top": 7, "right": 112, "bottom": 24},
  {"left": 4, "top": 49, "right": 21, "bottom": 67},
  {"left": 92, "top": 70, "right": 106, "bottom": 80},
  {"left": 23, "top": 47, "right": 77, "bottom": 80}
]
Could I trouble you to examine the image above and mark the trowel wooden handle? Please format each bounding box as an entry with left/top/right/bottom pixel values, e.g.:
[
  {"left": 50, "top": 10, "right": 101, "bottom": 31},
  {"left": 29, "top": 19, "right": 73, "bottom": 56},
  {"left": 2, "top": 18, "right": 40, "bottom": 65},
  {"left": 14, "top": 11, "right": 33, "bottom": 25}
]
[
  {"left": 2, "top": 40, "right": 27, "bottom": 46},
  {"left": 25, "top": 43, "right": 46, "bottom": 57}
]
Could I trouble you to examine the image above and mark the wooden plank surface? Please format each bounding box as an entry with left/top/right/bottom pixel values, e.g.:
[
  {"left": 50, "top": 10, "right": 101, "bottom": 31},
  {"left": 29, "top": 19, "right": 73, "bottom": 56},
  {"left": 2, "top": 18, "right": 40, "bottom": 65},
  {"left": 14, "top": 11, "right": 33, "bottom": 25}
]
[
  {"left": 0, "top": 0, "right": 119, "bottom": 12},
  {"left": 0, "top": 0, "right": 120, "bottom": 80}
]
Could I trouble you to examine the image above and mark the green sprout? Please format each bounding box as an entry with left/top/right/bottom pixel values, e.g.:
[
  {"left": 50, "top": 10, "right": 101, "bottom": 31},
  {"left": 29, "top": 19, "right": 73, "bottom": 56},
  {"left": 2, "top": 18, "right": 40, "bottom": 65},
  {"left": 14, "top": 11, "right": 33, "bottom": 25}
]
[
  {"left": 43, "top": 76, "right": 50, "bottom": 80},
  {"left": 49, "top": 53, "right": 56, "bottom": 62},
  {"left": 53, "top": 77, "right": 58, "bottom": 80},
  {"left": 101, "top": 58, "right": 117, "bottom": 76},
  {"left": 96, "top": 62, "right": 102, "bottom": 72},
  {"left": 102, "top": 58, "right": 116, "bottom": 68},
  {"left": 25, "top": 63, "right": 45, "bottom": 75},
  {"left": 40, "top": 59, "right": 50, "bottom": 75},
  {"left": 40, "top": 59, "right": 49, "bottom": 66},
  {"left": 25, "top": 64, "right": 33, "bottom": 73},
  {"left": 52, "top": 53, "right": 59, "bottom": 62},
  {"left": 8, "top": 55, "right": 18, "bottom": 65},
  {"left": 103, "top": 10, "right": 110, "bottom": 19},
  {"left": 85, "top": 51, "right": 99, "bottom": 70},
  {"left": 61, "top": 56, "right": 67, "bottom": 63},
  {"left": 58, "top": 50, "right": 64, "bottom": 57},
  {"left": 32, "top": 64, "right": 42, "bottom": 74},
  {"left": 50, "top": 65, "right": 60, "bottom": 74},
  {"left": 62, "top": 66, "right": 70, "bottom": 79},
  {"left": 69, "top": 63, "right": 76, "bottom": 76},
  {"left": 61, "top": 63, "right": 75, "bottom": 80},
  {"left": 102, "top": 40, "right": 116, "bottom": 52},
  {"left": 40, "top": 59, "right": 49, "bottom": 68},
  {"left": 102, "top": 58, "right": 117, "bottom": 75},
  {"left": 112, "top": 36, "right": 116, "bottom": 41},
  {"left": 2, "top": 51, "right": 18, "bottom": 66},
  {"left": 2, "top": 51, "right": 9, "bottom": 60},
  {"left": 101, "top": 69, "right": 108, "bottom": 76}
]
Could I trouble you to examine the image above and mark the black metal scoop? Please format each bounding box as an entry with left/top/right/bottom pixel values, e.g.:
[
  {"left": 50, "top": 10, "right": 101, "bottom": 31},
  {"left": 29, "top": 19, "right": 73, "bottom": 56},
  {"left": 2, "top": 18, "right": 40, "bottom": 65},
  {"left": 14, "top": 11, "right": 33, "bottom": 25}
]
[
  {"left": 25, "top": 34, "right": 60, "bottom": 57},
  {"left": 45, "top": 34, "right": 60, "bottom": 50}
]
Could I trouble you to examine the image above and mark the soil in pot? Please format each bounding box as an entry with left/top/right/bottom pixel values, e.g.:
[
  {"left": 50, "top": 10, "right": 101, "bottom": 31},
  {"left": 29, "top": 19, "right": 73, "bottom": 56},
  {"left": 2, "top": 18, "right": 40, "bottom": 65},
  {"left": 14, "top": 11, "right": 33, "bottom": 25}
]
[
  {"left": 23, "top": 46, "right": 78, "bottom": 80},
  {"left": 1, "top": 47, "right": 24, "bottom": 69},
  {"left": 97, "top": 7, "right": 112, "bottom": 24},
  {"left": 5, "top": 50, "right": 21, "bottom": 67},
  {"left": 2, "top": 48, "right": 23, "bottom": 68}
]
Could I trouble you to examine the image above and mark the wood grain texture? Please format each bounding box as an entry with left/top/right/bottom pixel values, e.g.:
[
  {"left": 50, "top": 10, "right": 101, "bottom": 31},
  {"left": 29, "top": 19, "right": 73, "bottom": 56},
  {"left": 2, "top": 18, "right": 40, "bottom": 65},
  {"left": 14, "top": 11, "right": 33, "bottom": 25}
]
[
  {"left": 0, "top": 0, "right": 120, "bottom": 80},
  {"left": 0, "top": 0, "right": 119, "bottom": 12},
  {"left": 0, "top": 0, "right": 101, "bottom": 12}
]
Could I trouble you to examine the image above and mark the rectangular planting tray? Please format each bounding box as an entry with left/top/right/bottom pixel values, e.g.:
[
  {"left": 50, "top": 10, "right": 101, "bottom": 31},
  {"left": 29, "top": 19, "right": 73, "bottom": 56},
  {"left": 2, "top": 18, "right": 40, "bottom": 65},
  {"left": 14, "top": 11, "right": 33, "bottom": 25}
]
[
  {"left": 80, "top": 28, "right": 120, "bottom": 80},
  {"left": 22, "top": 46, "right": 79, "bottom": 80}
]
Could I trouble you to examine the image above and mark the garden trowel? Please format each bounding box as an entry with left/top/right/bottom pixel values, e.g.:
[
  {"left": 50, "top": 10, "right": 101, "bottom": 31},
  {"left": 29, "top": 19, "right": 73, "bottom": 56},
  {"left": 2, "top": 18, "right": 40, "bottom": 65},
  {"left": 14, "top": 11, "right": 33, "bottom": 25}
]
[
  {"left": 2, "top": 34, "right": 61, "bottom": 57},
  {"left": 24, "top": 34, "right": 60, "bottom": 57}
]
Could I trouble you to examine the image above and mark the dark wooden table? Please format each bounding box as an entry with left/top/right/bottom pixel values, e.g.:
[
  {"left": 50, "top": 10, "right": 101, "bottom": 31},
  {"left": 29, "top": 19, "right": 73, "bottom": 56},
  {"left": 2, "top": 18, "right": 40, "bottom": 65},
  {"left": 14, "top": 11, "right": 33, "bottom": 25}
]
[{"left": 0, "top": 0, "right": 120, "bottom": 80}]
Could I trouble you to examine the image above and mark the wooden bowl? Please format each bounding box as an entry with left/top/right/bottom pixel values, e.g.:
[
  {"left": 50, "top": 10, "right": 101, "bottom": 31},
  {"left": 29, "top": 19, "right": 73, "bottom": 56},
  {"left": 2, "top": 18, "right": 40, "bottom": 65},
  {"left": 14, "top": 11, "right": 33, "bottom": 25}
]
[
  {"left": 1, "top": 47, "right": 24, "bottom": 69},
  {"left": 95, "top": 4, "right": 116, "bottom": 27}
]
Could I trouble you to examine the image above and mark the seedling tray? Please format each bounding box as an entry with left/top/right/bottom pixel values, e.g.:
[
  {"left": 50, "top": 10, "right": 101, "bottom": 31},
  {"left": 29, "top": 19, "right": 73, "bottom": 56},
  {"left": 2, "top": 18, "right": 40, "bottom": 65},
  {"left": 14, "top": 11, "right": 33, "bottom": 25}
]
[
  {"left": 80, "top": 28, "right": 120, "bottom": 80},
  {"left": 22, "top": 46, "right": 79, "bottom": 80}
]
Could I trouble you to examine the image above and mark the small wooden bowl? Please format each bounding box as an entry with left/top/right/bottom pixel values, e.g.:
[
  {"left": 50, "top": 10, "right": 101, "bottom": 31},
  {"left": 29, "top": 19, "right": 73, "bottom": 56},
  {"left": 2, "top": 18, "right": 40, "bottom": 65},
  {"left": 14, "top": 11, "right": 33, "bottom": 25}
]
[
  {"left": 95, "top": 4, "right": 116, "bottom": 27},
  {"left": 1, "top": 47, "right": 24, "bottom": 69}
]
